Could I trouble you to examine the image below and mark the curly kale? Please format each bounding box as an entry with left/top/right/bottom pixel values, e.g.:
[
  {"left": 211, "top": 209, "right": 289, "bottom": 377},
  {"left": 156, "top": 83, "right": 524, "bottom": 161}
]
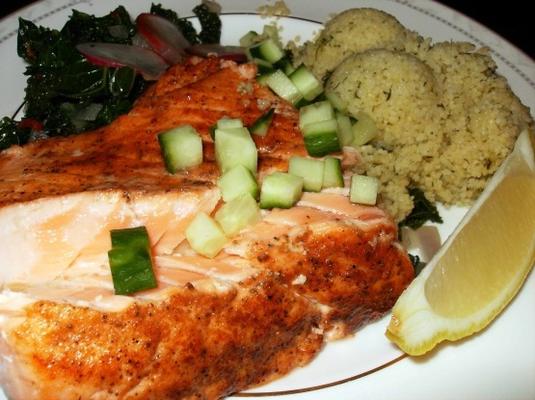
[
  {"left": 150, "top": 3, "right": 200, "bottom": 44},
  {"left": 151, "top": 3, "right": 221, "bottom": 44},
  {"left": 0, "top": 117, "right": 31, "bottom": 151},
  {"left": 13, "top": 7, "right": 146, "bottom": 139},
  {"left": 61, "top": 6, "right": 136, "bottom": 44},
  {"left": 399, "top": 187, "right": 443, "bottom": 230},
  {"left": 193, "top": 3, "right": 222, "bottom": 44},
  {"left": 2, "top": 2, "right": 221, "bottom": 152}
]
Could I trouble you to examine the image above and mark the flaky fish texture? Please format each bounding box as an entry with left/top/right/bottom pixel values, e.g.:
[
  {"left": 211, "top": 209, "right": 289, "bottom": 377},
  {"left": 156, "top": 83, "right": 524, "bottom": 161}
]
[{"left": 0, "top": 57, "right": 413, "bottom": 399}]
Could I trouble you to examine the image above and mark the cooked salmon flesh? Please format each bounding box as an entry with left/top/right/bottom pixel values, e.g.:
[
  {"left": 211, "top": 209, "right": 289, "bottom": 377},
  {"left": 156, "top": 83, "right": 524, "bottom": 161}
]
[{"left": 0, "top": 57, "right": 414, "bottom": 399}]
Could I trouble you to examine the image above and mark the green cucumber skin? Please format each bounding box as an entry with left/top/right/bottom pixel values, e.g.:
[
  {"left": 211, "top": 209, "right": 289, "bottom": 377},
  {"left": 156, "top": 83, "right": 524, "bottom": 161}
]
[
  {"left": 248, "top": 38, "right": 284, "bottom": 63},
  {"left": 304, "top": 133, "right": 341, "bottom": 157},
  {"left": 209, "top": 124, "right": 217, "bottom": 140},
  {"left": 108, "top": 226, "right": 157, "bottom": 295},
  {"left": 110, "top": 226, "right": 150, "bottom": 249}
]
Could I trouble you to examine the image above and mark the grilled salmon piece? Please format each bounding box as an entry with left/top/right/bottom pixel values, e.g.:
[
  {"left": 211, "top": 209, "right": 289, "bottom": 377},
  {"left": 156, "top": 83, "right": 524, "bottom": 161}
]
[
  {"left": 0, "top": 57, "right": 414, "bottom": 399},
  {"left": 227, "top": 192, "right": 413, "bottom": 338}
]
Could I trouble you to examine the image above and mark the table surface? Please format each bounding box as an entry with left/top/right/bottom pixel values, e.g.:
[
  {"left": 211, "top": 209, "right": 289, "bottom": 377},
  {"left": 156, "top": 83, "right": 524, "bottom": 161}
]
[{"left": 1, "top": 0, "right": 534, "bottom": 60}]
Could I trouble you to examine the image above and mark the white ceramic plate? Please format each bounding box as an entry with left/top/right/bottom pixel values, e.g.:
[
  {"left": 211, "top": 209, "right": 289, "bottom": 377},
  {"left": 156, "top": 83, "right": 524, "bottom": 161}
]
[{"left": 0, "top": 1, "right": 534, "bottom": 399}]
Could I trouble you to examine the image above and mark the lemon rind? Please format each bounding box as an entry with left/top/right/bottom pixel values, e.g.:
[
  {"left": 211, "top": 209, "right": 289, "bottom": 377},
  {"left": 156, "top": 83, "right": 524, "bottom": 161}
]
[{"left": 385, "top": 130, "right": 535, "bottom": 356}]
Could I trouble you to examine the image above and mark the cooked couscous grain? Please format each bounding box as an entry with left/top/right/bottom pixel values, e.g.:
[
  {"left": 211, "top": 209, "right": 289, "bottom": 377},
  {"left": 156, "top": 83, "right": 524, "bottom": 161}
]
[
  {"left": 300, "top": 8, "right": 423, "bottom": 81},
  {"left": 301, "top": 8, "right": 534, "bottom": 221}
]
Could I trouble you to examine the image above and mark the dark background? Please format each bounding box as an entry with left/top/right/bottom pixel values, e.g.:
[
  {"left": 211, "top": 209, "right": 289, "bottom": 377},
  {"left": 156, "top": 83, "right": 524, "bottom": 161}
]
[{"left": 1, "top": 1, "right": 533, "bottom": 59}]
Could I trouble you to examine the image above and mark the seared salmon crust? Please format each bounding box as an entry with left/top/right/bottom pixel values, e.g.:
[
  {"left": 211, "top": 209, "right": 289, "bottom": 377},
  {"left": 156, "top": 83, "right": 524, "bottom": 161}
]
[{"left": 0, "top": 57, "right": 413, "bottom": 399}]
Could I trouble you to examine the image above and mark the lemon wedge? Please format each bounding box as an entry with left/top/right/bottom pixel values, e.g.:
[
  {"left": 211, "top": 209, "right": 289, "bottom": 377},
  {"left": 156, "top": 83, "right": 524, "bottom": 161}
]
[{"left": 386, "top": 130, "right": 535, "bottom": 356}]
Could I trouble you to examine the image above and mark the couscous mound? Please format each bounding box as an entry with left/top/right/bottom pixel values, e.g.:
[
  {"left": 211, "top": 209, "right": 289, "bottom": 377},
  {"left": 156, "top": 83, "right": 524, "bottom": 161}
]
[
  {"left": 302, "top": 8, "right": 533, "bottom": 221},
  {"left": 300, "top": 8, "right": 423, "bottom": 81}
]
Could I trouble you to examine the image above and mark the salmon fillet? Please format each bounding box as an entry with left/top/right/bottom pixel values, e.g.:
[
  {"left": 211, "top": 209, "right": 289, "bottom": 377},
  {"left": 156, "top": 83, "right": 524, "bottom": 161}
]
[{"left": 0, "top": 57, "right": 414, "bottom": 399}]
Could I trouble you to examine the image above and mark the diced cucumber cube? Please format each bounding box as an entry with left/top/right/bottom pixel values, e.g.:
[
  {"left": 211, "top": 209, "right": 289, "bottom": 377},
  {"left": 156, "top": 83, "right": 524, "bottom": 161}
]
[
  {"left": 266, "top": 70, "right": 303, "bottom": 105},
  {"left": 217, "top": 117, "right": 243, "bottom": 130},
  {"left": 215, "top": 127, "right": 258, "bottom": 173},
  {"left": 288, "top": 156, "right": 325, "bottom": 192},
  {"left": 335, "top": 112, "right": 354, "bottom": 146},
  {"left": 260, "top": 172, "right": 304, "bottom": 209},
  {"left": 217, "top": 164, "right": 259, "bottom": 202},
  {"left": 351, "top": 111, "right": 378, "bottom": 146},
  {"left": 108, "top": 226, "right": 157, "bottom": 295},
  {"left": 240, "top": 30, "right": 260, "bottom": 47},
  {"left": 290, "top": 65, "right": 323, "bottom": 101},
  {"left": 323, "top": 157, "right": 344, "bottom": 188},
  {"left": 325, "top": 89, "right": 347, "bottom": 113},
  {"left": 185, "top": 212, "right": 228, "bottom": 258},
  {"left": 299, "top": 101, "right": 334, "bottom": 130},
  {"left": 250, "top": 108, "right": 275, "bottom": 136},
  {"left": 215, "top": 193, "right": 261, "bottom": 236},
  {"left": 158, "top": 125, "right": 203, "bottom": 173},
  {"left": 110, "top": 226, "right": 150, "bottom": 249},
  {"left": 248, "top": 38, "right": 284, "bottom": 63},
  {"left": 350, "top": 174, "right": 379, "bottom": 205},
  {"left": 302, "top": 119, "right": 341, "bottom": 157}
]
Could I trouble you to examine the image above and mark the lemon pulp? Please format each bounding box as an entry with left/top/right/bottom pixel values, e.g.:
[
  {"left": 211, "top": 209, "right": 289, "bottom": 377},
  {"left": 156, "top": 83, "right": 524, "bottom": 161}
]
[
  {"left": 425, "top": 174, "right": 535, "bottom": 317},
  {"left": 386, "top": 130, "right": 535, "bottom": 355}
]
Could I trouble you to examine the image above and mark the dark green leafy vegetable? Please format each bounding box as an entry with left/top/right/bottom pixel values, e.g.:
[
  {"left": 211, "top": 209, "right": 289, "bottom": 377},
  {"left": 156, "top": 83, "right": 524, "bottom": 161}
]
[
  {"left": 408, "top": 253, "right": 426, "bottom": 276},
  {"left": 2, "top": 3, "right": 221, "bottom": 152},
  {"left": 399, "top": 187, "right": 443, "bottom": 229},
  {"left": 61, "top": 7, "right": 135, "bottom": 44},
  {"left": 0, "top": 117, "right": 31, "bottom": 151},
  {"left": 108, "top": 226, "right": 157, "bottom": 295},
  {"left": 17, "top": 18, "right": 61, "bottom": 64},
  {"left": 193, "top": 3, "right": 222, "bottom": 44},
  {"left": 150, "top": 3, "right": 199, "bottom": 44},
  {"left": 13, "top": 8, "right": 147, "bottom": 140}
]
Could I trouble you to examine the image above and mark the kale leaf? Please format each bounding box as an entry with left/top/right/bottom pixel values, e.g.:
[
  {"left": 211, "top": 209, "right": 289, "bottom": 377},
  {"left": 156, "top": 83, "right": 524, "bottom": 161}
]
[
  {"left": 0, "top": 117, "right": 31, "bottom": 151},
  {"left": 150, "top": 3, "right": 222, "bottom": 45},
  {"left": 17, "top": 18, "right": 61, "bottom": 65},
  {"left": 193, "top": 3, "right": 222, "bottom": 44},
  {"left": 13, "top": 7, "right": 145, "bottom": 140},
  {"left": 399, "top": 187, "right": 443, "bottom": 230},
  {"left": 3, "top": 2, "right": 220, "bottom": 152},
  {"left": 150, "top": 3, "right": 200, "bottom": 44},
  {"left": 61, "top": 6, "right": 136, "bottom": 44}
]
